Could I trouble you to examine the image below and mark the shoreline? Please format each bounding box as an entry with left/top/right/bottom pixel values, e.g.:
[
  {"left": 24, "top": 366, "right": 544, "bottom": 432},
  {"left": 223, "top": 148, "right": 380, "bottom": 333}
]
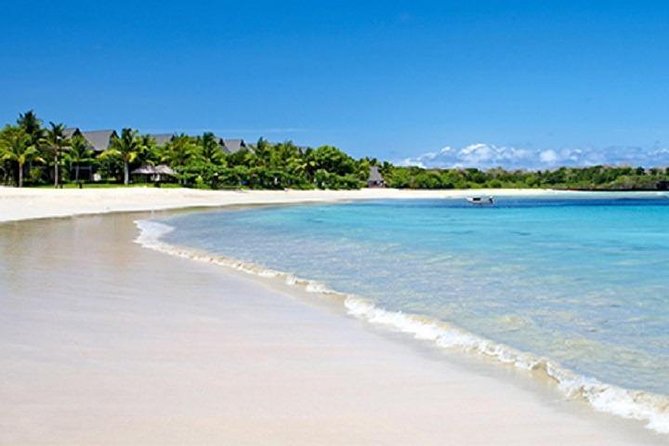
[
  {"left": 2, "top": 186, "right": 667, "bottom": 223},
  {"left": 136, "top": 217, "right": 669, "bottom": 436},
  {"left": 1, "top": 189, "right": 668, "bottom": 444}
]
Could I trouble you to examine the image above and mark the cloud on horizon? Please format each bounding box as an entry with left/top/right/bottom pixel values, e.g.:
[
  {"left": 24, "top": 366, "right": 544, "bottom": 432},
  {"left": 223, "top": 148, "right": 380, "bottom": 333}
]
[{"left": 400, "top": 143, "right": 669, "bottom": 170}]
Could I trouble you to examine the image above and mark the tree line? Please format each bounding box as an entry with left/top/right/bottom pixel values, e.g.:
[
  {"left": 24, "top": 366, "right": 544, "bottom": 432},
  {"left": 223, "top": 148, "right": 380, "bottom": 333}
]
[
  {"left": 0, "top": 111, "right": 372, "bottom": 189},
  {"left": 1, "top": 110, "right": 668, "bottom": 191},
  {"left": 381, "top": 164, "right": 669, "bottom": 190}
]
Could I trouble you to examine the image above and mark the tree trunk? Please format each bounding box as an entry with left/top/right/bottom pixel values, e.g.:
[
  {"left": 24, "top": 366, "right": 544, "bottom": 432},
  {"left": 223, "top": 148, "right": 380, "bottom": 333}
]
[
  {"left": 75, "top": 165, "right": 80, "bottom": 182},
  {"left": 54, "top": 152, "right": 59, "bottom": 188},
  {"left": 124, "top": 161, "right": 129, "bottom": 185},
  {"left": 18, "top": 162, "right": 23, "bottom": 188}
]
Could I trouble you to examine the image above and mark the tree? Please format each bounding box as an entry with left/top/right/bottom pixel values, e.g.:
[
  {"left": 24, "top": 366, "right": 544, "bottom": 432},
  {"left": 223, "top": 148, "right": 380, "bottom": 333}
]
[
  {"left": 42, "top": 122, "right": 69, "bottom": 187},
  {"left": 138, "top": 134, "right": 160, "bottom": 166},
  {"left": 200, "top": 132, "right": 224, "bottom": 165},
  {"left": 0, "top": 126, "right": 43, "bottom": 187},
  {"left": 104, "top": 128, "right": 140, "bottom": 185},
  {"left": 16, "top": 110, "right": 44, "bottom": 147},
  {"left": 306, "top": 146, "right": 356, "bottom": 177},
  {"left": 161, "top": 134, "right": 201, "bottom": 180},
  {"left": 66, "top": 134, "right": 94, "bottom": 184}
]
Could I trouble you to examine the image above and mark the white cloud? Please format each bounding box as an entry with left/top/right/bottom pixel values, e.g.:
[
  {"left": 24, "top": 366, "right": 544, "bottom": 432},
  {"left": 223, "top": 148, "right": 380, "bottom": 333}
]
[
  {"left": 539, "top": 150, "right": 558, "bottom": 164},
  {"left": 400, "top": 143, "right": 669, "bottom": 170}
]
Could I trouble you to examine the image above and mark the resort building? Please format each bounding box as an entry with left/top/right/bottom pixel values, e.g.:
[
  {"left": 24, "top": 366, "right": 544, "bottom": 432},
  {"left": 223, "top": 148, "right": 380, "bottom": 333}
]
[
  {"left": 60, "top": 128, "right": 248, "bottom": 182},
  {"left": 367, "top": 165, "right": 385, "bottom": 188},
  {"left": 64, "top": 128, "right": 118, "bottom": 154}
]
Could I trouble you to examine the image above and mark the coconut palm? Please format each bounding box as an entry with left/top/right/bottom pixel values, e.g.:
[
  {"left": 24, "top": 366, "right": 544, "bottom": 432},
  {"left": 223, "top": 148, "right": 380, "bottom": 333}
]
[
  {"left": 16, "top": 110, "right": 44, "bottom": 147},
  {"left": 42, "top": 122, "right": 70, "bottom": 187},
  {"left": 0, "top": 126, "right": 43, "bottom": 187},
  {"left": 138, "top": 134, "right": 160, "bottom": 166},
  {"left": 162, "top": 134, "right": 200, "bottom": 169},
  {"left": 66, "top": 134, "right": 95, "bottom": 183},
  {"left": 200, "top": 132, "right": 224, "bottom": 165},
  {"left": 103, "top": 128, "right": 140, "bottom": 185}
]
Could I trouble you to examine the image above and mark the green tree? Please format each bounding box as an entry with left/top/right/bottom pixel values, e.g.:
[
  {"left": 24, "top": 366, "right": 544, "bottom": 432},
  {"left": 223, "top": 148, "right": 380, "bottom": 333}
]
[
  {"left": 103, "top": 128, "right": 141, "bottom": 185},
  {"left": 161, "top": 134, "right": 201, "bottom": 183},
  {"left": 16, "top": 110, "right": 44, "bottom": 147},
  {"left": 200, "top": 132, "right": 224, "bottom": 165},
  {"left": 138, "top": 134, "right": 160, "bottom": 166},
  {"left": 66, "top": 134, "right": 95, "bottom": 183},
  {"left": 42, "top": 122, "right": 70, "bottom": 187},
  {"left": 0, "top": 126, "right": 43, "bottom": 187},
  {"left": 306, "top": 146, "right": 356, "bottom": 179}
]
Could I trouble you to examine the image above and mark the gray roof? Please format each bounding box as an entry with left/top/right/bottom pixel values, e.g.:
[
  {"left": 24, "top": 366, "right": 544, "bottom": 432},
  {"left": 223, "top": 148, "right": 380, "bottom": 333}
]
[
  {"left": 368, "top": 166, "right": 384, "bottom": 183},
  {"left": 149, "top": 134, "right": 174, "bottom": 146},
  {"left": 64, "top": 128, "right": 117, "bottom": 152},
  {"left": 221, "top": 139, "right": 247, "bottom": 154},
  {"left": 66, "top": 128, "right": 248, "bottom": 154},
  {"left": 64, "top": 128, "right": 81, "bottom": 139},
  {"left": 76, "top": 129, "right": 117, "bottom": 152}
]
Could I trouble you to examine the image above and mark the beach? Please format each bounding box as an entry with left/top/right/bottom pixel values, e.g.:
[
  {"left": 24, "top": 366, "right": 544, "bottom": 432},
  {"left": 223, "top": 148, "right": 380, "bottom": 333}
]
[
  {"left": 0, "top": 186, "right": 646, "bottom": 223},
  {"left": 1, "top": 188, "right": 667, "bottom": 445}
]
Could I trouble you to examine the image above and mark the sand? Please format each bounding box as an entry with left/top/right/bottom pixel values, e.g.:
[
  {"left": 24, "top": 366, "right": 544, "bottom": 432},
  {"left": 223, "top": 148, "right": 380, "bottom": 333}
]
[
  {"left": 0, "top": 185, "right": 647, "bottom": 223},
  {"left": 0, "top": 188, "right": 667, "bottom": 445}
]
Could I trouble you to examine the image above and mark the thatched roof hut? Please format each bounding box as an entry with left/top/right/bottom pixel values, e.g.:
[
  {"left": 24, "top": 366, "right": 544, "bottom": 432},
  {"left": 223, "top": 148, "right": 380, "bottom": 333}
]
[
  {"left": 367, "top": 166, "right": 385, "bottom": 188},
  {"left": 131, "top": 165, "right": 176, "bottom": 183}
]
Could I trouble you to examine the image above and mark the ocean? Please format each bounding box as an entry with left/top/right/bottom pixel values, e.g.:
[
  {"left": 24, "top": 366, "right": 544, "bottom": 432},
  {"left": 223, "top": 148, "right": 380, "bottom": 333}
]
[{"left": 138, "top": 194, "right": 669, "bottom": 433}]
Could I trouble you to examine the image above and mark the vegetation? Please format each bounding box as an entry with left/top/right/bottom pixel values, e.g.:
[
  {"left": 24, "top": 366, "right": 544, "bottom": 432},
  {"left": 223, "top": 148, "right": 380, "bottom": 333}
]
[
  {"left": 1, "top": 110, "right": 668, "bottom": 191},
  {"left": 380, "top": 164, "right": 669, "bottom": 191},
  {"left": 102, "top": 128, "right": 141, "bottom": 185},
  {"left": 0, "top": 126, "right": 43, "bottom": 187}
]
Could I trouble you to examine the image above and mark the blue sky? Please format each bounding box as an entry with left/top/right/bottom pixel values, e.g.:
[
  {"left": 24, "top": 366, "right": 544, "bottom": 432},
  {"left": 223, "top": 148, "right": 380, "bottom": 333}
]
[{"left": 2, "top": 1, "right": 668, "bottom": 167}]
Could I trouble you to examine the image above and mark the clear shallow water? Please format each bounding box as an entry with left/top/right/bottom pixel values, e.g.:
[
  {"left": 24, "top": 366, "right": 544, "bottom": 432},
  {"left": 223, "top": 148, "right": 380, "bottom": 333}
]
[{"left": 151, "top": 195, "right": 669, "bottom": 431}]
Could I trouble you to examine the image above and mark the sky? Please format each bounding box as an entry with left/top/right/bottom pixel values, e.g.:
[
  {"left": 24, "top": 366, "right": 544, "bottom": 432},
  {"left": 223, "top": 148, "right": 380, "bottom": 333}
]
[{"left": 1, "top": 0, "right": 669, "bottom": 167}]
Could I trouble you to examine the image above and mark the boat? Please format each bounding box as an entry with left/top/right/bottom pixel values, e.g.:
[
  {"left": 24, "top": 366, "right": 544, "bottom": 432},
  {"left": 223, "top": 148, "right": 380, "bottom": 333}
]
[{"left": 466, "top": 196, "right": 494, "bottom": 205}]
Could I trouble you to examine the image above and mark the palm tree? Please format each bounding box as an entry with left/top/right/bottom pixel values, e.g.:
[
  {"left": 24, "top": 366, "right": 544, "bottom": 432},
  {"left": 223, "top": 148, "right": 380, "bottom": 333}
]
[
  {"left": 66, "top": 135, "right": 94, "bottom": 184},
  {"left": 42, "top": 122, "right": 70, "bottom": 187},
  {"left": 0, "top": 126, "right": 43, "bottom": 187},
  {"left": 162, "top": 134, "right": 200, "bottom": 169},
  {"left": 16, "top": 110, "right": 44, "bottom": 147},
  {"left": 138, "top": 134, "right": 160, "bottom": 166},
  {"left": 103, "top": 128, "right": 140, "bottom": 185},
  {"left": 200, "top": 132, "right": 224, "bottom": 165}
]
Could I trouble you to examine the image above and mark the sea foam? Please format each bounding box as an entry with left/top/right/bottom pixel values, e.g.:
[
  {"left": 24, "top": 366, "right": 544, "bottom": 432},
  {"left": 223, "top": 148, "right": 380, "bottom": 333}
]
[{"left": 134, "top": 218, "right": 669, "bottom": 435}]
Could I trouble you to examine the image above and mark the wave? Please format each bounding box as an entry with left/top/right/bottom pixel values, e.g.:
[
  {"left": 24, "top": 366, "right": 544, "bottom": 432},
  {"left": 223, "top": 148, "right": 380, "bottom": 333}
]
[{"left": 134, "top": 219, "right": 669, "bottom": 435}]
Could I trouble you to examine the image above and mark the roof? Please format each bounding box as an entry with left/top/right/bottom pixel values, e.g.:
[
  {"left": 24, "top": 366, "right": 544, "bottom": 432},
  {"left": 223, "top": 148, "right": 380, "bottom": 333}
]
[
  {"left": 131, "top": 164, "right": 176, "bottom": 176},
  {"left": 80, "top": 130, "right": 117, "bottom": 152},
  {"left": 64, "top": 128, "right": 82, "bottom": 139},
  {"left": 221, "top": 139, "right": 247, "bottom": 154},
  {"left": 149, "top": 134, "right": 174, "bottom": 146},
  {"left": 66, "top": 128, "right": 248, "bottom": 154},
  {"left": 368, "top": 166, "right": 384, "bottom": 183}
]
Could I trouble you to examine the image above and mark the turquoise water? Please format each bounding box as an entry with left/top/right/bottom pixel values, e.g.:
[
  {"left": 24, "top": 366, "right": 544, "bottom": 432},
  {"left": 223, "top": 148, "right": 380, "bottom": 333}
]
[{"left": 151, "top": 195, "right": 669, "bottom": 431}]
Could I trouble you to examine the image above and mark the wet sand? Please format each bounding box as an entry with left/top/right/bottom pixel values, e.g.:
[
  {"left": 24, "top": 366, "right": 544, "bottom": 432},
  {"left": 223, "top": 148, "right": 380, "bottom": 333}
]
[{"left": 1, "top": 211, "right": 666, "bottom": 445}]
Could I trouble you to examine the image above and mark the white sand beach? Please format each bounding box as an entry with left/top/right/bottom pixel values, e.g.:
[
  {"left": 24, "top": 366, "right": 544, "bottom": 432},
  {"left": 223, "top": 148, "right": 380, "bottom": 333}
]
[
  {"left": 1, "top": 188, "right": 667, "bottom": 445},
  {"left": 0, "top": 185, "right": 639, "bottom": 223}
]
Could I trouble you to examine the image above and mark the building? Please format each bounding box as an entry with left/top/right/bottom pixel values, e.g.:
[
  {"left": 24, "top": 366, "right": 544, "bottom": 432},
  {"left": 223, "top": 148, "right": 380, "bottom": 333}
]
[
  {"left": 148, "top": 134, "right": 174, "bottom": 147},
  {"left": 65, "top": 128, "right": 118, "bottom": 154},
  {"left": 147, "top": 134, "right": 248, "bottom": 154},
  {"left": 60, "top": 129, "right": 248, "bottom": 182},
  {"left": 64, "top": 128, "right": 118, "bottom": 181},
  {"left": 221, "top": 138, "right": 248, "bottom": 154},
  {"left": 131, "top": 164, "right": 177, "bottom": 184},
  {"left": 367, "top": 166, "right": 385, "bottom": 188}
]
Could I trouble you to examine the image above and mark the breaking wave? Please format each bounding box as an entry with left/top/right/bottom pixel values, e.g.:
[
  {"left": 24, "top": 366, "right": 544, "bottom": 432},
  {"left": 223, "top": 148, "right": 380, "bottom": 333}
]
[{"left": 134, "top": 218, "right": 669, "bottom": 435}]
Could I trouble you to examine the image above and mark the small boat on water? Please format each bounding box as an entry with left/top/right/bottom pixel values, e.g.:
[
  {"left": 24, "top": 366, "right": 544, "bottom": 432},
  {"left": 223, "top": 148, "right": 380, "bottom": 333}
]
[{"left": 466, "top": 196, "right": 494, "bottom": 205}]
